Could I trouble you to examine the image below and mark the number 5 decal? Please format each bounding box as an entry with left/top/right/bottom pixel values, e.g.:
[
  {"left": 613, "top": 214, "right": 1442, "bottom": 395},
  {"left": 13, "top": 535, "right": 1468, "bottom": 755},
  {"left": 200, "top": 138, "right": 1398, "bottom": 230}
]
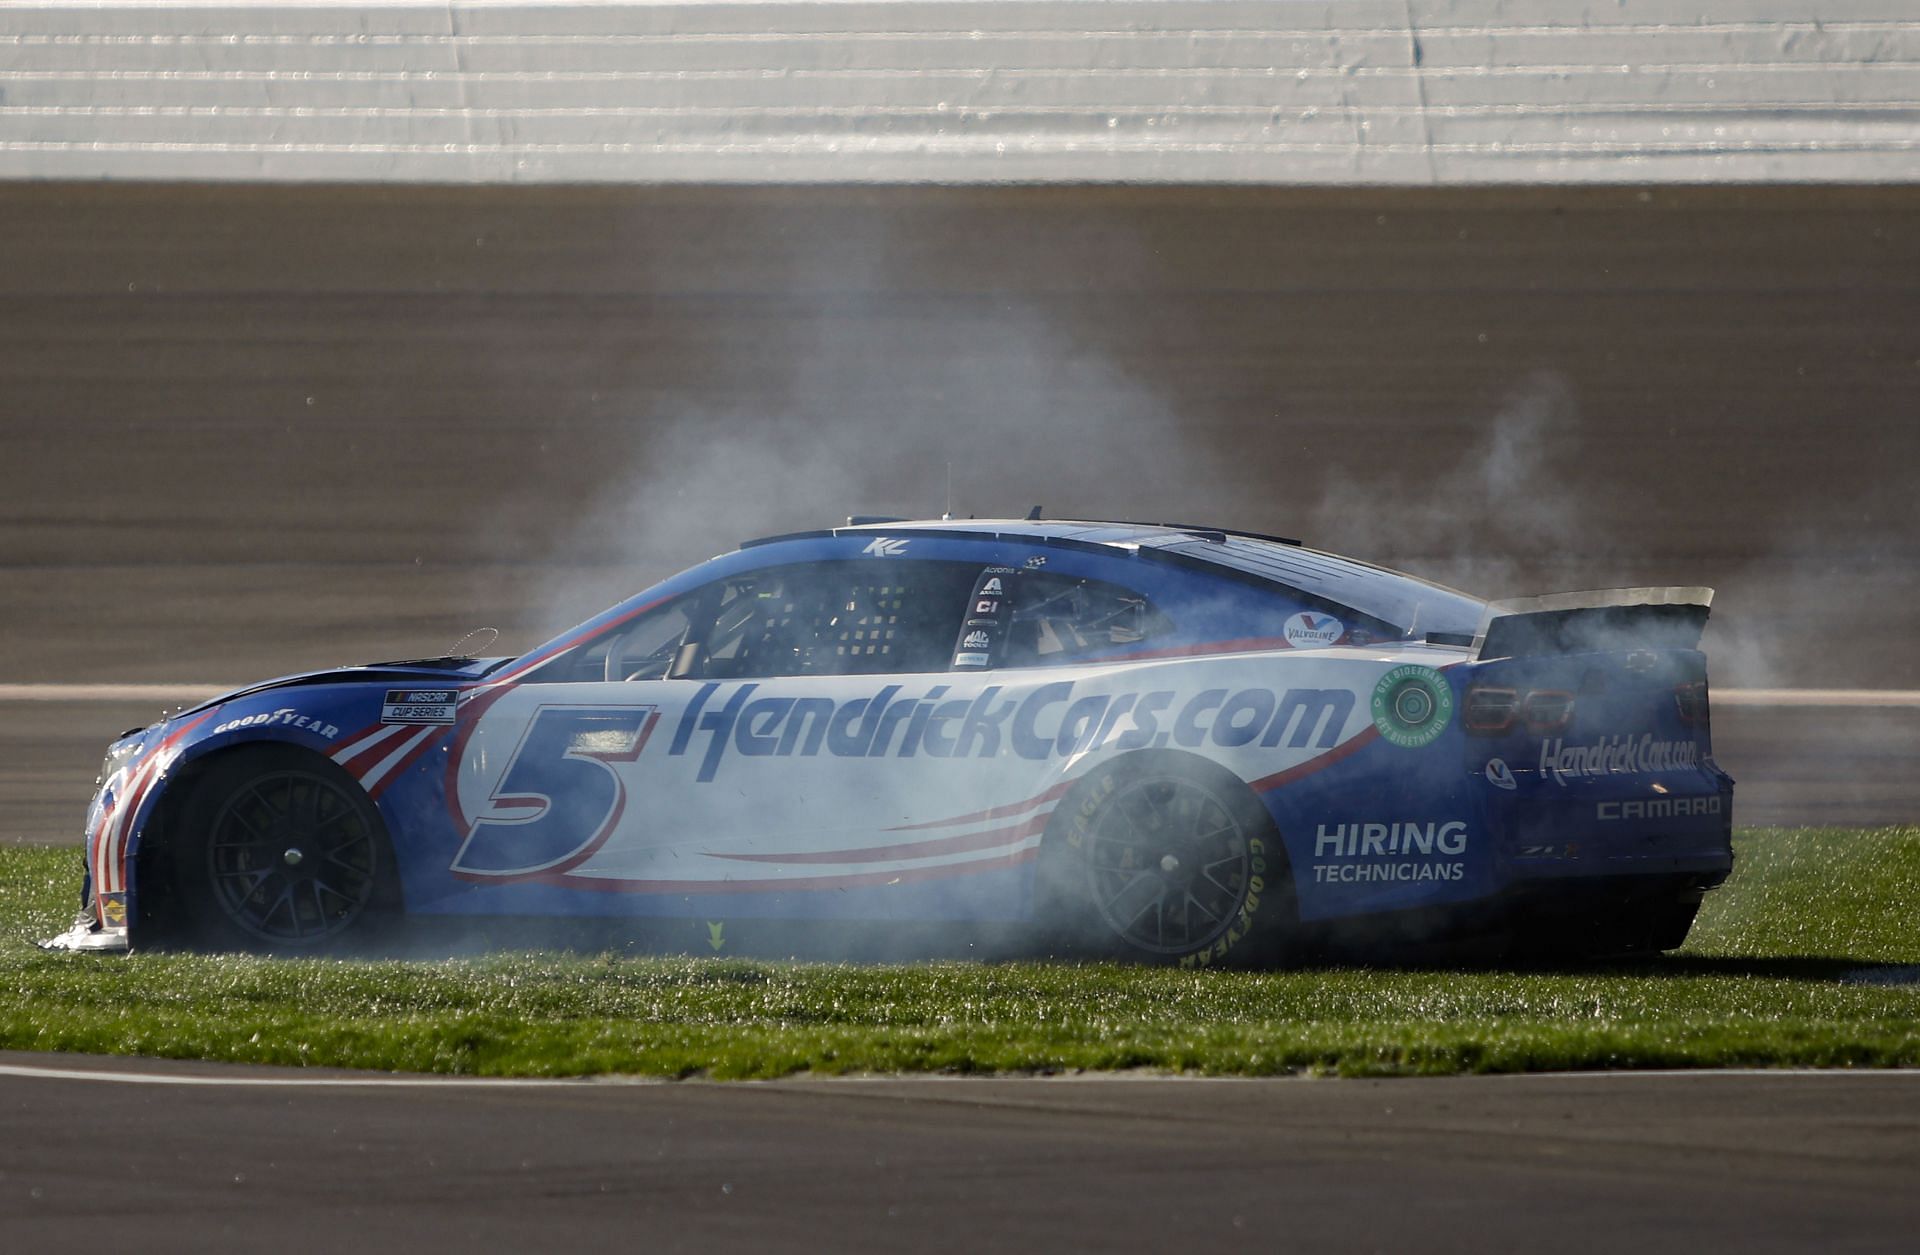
[{"left": 452, "top": 705, "right": 658, "bottom": 879}]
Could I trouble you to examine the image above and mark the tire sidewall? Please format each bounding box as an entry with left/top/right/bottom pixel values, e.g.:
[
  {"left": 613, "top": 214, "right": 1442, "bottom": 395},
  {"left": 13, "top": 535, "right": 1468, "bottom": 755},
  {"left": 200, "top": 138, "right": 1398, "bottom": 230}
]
[
  {"left": 167, "top": 746, "right": 401, "bottom": 955},
  {"left": 1041, "top": 751, "right": 1295, "bottom": 968}
]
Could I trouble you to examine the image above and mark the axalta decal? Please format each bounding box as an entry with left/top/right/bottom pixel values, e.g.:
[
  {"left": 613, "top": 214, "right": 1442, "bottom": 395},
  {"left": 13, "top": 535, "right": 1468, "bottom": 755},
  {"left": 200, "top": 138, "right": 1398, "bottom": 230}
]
[
  {"left": 1539, "top": 735, "right": 1700, "bottom": 785},
  {"left": 1310, "top": 821, "right": 1469, "bottom": 883},
  {"left": 212, "top": 707, "right": 341, "bottom": 738},
  {"left": 668, "top": 681, "right": 1358, "bottom": 783}
]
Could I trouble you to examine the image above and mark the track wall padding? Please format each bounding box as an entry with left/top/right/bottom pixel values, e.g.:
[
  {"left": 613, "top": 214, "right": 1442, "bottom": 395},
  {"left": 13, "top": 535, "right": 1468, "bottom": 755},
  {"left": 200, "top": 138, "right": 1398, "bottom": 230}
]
[
  {"left": 2, "top": 2, "right": 1918, "bottom": 184},
  {"left": 4, "top": 182, "right": 1917, "bottom": 691}
]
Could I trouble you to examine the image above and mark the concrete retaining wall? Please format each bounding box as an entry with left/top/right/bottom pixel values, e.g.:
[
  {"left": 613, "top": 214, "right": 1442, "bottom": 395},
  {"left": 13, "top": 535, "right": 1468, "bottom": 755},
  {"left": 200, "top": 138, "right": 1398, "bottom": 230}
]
[{"left": 2, "top": 1, "right": 1917, "bottom": 183}]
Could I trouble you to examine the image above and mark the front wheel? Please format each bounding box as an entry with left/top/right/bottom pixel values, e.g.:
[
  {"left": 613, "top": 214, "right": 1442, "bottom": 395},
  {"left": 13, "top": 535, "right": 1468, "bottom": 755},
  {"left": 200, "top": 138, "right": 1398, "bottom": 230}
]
[
  {"left": 169, "top": 748, "right": 400, "bottom": 953},
  {"left": 1041, "top": 753, "right": 1294, "bottom": 967}
]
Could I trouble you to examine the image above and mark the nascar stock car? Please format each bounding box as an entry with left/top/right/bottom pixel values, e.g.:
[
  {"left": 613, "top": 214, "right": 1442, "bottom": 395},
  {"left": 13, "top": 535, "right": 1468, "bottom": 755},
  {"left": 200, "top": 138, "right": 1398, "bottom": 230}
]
[{"left": 47, "top": 518, "right": 1733, "bottom": 966}]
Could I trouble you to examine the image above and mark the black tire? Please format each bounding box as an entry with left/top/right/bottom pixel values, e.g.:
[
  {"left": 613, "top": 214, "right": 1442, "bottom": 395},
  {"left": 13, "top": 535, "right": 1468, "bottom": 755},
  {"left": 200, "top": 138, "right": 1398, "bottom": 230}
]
[
  {"left": 1039, "top": 752, "right": 1295, "bottom": 968},
  {"left": 168, "top": 747, "right": 401, "bottom": 954}
]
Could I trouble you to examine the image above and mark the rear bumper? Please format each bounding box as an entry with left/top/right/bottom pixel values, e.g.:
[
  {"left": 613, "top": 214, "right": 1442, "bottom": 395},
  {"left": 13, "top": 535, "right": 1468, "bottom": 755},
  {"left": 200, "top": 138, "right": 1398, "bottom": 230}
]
[
  {"left": 1496, "top": 872, "right": 1722, "bottom": 956},
  {"left": 1498, "top": 870, "right": 1721, "bottom": 924},
  {"left": 1489, "top": 767, "right": 1734, "bottom": 890},
  {"left": 1503, "top": 842, "right": 1733, "bottom": 885},
  {"left": 1298, "top": 871, "right": 1721, "bottom": 959}
]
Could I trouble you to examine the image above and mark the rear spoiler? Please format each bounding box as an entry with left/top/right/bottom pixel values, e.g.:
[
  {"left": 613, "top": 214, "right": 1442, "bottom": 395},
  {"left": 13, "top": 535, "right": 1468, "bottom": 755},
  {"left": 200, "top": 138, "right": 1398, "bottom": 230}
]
[{"left": 1471, "top": 587, "right": 1714, "bottom": 661}]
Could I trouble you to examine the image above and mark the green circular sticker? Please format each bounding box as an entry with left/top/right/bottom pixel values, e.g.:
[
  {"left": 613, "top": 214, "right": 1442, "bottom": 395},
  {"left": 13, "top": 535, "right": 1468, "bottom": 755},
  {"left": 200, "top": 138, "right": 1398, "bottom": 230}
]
[{"left": 1370, "top": 665, "right": 1454, "bottom": 749}]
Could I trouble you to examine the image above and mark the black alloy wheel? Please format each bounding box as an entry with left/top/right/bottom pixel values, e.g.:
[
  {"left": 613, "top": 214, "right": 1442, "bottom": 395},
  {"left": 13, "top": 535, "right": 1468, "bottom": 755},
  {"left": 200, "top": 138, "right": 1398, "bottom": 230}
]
[
  {"left": 173, "top": 750, "right": 398, "bottom": 952},
  {"left": 1055, "top": 753, "right": 1289, "bottom": 965}
]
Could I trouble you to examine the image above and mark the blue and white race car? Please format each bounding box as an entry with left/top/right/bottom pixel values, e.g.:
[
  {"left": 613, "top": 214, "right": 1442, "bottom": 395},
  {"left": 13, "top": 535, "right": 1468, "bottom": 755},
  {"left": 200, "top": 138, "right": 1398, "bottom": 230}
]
[{"left": 50, "top": 519, "right": 1733, "bottom": 965}]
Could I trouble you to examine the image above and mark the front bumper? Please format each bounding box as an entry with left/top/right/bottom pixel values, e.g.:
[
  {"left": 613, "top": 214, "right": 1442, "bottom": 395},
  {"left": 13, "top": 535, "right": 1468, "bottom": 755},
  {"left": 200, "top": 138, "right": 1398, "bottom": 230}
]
[{"left": 39, "top": 907, "right": 130, "bottom": 953}]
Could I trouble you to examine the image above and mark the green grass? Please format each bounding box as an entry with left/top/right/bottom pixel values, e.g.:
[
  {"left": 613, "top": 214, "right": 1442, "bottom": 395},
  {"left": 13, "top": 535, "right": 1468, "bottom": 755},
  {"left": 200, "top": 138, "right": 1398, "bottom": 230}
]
[{"left": 2, "top": 828, "right": 1916, "bottom": 1078}]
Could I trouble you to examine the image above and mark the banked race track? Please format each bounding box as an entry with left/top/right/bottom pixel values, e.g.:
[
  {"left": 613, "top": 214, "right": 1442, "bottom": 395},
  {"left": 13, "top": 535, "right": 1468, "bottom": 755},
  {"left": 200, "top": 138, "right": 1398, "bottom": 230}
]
[{"left": 2, "top": 180, "right": 1919, "bottom": 1251}]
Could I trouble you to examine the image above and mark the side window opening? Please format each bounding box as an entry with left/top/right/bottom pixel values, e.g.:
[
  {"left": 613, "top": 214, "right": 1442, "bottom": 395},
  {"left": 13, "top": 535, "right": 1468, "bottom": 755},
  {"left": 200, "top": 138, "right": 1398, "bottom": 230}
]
[
  {"left": 538, "top": 561, "right": 1167, "bottom": 683},
  {"left": 830, "top": 581, "right": 918, "bottom": 669},
  {"left": 603, "top": 600, "right": 696, "bottom": 682},
  {"left": 1003, "top": 572, "right": 1172, "bottom": 667},
  {"left": 590, "top": 560, "right": 978, "bottom": 682}
]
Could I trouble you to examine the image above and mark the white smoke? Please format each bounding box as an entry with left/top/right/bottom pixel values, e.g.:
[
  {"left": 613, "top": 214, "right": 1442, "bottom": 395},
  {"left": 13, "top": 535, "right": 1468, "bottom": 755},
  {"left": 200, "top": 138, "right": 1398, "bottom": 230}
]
[
  {"left": 503, "top": 293, "right": 1242, "bottom": 641},
  {"left": 1307, "top": 369, "right": 1598, "bottom": 602}
]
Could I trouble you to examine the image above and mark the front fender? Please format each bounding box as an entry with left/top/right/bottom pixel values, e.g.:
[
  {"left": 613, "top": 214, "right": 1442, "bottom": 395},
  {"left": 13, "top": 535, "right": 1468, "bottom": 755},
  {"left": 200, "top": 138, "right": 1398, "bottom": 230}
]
[{"left": 111, "top": 686, "right": 404, "bottom": 941}]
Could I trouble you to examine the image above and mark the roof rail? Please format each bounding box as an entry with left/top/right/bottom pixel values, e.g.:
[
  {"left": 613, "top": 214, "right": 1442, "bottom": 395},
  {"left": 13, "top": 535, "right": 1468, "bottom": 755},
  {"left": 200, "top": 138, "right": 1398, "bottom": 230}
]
[
  {"left": 739, "top": 518, "right": 1303, "bottom": 553},
  {"left": 1083, "top": 520, "right": 1303, "bottom": 547},
  {"left": 738, "top": 528, "right": 834, "bottom": 549}
]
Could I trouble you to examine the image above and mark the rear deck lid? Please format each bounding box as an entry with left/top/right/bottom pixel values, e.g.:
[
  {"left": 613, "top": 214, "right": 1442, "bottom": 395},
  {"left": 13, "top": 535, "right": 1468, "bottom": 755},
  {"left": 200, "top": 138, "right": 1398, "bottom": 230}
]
[{"left": 1472, "top": 588, "right": 1713, "bottom": 662}]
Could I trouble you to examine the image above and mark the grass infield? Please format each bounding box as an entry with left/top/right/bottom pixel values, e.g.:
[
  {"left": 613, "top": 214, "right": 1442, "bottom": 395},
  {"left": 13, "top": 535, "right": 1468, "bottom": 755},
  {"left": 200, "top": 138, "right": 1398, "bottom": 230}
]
[{"left": 2, "top": 828, "right": 1916, "bottom": 1078}]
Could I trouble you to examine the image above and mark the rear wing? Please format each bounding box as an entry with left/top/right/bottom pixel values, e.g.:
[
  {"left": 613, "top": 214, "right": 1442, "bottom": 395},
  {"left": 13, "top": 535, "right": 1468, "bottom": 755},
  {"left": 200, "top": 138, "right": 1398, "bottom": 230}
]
[{"left": 1471, "top": 587, "right": 1714, "bottom": 661}]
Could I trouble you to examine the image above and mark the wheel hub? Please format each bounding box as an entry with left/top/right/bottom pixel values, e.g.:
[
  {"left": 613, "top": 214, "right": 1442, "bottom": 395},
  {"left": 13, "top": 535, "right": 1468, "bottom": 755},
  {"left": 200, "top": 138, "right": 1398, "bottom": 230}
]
[
  {"left": 205, "top": 768, "right": 379, "bottom": 946},
  {"left": 1082, "top": 774, "right": 1253, "bottom": 956}
]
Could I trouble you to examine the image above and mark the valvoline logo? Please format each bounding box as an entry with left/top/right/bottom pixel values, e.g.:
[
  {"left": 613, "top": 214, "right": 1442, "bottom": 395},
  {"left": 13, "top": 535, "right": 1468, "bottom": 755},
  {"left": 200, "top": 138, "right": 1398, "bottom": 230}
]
[{"left": 1283, "top": 611, "right": 1344, "bottom": 649}]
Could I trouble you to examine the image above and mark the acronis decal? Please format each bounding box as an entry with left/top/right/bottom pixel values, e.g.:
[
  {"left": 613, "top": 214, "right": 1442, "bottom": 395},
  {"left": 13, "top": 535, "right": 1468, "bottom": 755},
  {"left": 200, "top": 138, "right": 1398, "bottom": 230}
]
[{"left": 667, "top": 680, "right": 1357, "bottom": 782}]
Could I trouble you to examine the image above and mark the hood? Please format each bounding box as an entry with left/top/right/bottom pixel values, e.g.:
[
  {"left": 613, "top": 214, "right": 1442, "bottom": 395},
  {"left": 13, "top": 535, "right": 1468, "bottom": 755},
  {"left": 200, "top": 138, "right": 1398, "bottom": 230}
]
[{"left": 172, "top": 655, "right": 513, "bottom": 721}]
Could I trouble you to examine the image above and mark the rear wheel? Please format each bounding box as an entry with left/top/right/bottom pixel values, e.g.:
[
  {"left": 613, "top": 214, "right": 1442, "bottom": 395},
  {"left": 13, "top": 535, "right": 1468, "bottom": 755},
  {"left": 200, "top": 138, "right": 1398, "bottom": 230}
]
[
  {"left": 170, "top": 748, "right": 400, "bottom": 953},
  {"left": 1042, "top": 753, "right": 1293, "bottom": 967}
]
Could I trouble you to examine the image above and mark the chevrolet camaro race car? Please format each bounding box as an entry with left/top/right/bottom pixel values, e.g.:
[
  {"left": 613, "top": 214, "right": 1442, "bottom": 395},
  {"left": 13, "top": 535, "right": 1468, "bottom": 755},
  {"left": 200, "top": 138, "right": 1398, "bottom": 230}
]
[{"left": 48, "top": 519, "right": 1734, "bottom": 966}]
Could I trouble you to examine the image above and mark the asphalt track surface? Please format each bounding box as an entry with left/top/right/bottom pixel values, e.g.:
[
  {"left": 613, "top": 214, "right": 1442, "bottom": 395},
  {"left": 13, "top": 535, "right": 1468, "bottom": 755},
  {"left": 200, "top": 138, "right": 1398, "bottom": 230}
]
[
  {"left": 3, "top": 1052, "right": 1918, "bottom": 1254},
  {"left": 4, "top": 184, "right": 1920, "bottom": 838},
  {"left": 4, "top": 184, "right": 1919, "bottom": 690}
]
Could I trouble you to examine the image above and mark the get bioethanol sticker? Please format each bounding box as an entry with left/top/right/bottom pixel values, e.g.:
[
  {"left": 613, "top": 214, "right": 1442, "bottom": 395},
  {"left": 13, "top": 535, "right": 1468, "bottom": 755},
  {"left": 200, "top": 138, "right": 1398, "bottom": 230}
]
[{"left": 1370, "top": 666, "right": 1453, "bottom": 749}]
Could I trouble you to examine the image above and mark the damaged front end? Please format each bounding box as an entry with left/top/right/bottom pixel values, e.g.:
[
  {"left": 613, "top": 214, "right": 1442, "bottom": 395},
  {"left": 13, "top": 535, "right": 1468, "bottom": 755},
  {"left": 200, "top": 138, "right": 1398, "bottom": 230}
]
[
  {"left": 39, "top": 726, "right": 155, "bottom": 953},
  {"left": 40, "top": 904, "right": 131, "bottom": 952}
]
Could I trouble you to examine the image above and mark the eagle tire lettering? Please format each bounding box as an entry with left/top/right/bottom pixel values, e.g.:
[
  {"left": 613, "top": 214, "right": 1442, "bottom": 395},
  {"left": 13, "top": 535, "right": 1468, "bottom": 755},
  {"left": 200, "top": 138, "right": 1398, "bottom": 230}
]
[{"left": 1063, "top": 773, "right": 1116, "bottom": 851}]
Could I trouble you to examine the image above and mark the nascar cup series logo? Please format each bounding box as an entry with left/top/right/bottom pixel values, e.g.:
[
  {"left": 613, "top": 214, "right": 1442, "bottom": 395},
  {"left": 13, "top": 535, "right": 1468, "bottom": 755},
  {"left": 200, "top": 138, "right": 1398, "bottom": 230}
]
[
  {"left": 1370, "top": 665, "right": 1453, "bottom": 749},
  {"left": 1283, "top": 612, "right": 1343, "bottom": 649}
]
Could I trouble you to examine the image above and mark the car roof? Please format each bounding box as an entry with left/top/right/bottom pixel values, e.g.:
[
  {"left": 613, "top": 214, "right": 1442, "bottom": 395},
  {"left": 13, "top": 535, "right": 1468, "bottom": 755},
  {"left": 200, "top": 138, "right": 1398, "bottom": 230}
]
[
  {"left": 753, "top": 517, "right": 1285, "bottom": 547},
  {"left": 741, "top": 518, "right": 1486, "bottom": 633},
  {"left": 839, "top": 517, "right": 1286, "bottom": 544}
]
